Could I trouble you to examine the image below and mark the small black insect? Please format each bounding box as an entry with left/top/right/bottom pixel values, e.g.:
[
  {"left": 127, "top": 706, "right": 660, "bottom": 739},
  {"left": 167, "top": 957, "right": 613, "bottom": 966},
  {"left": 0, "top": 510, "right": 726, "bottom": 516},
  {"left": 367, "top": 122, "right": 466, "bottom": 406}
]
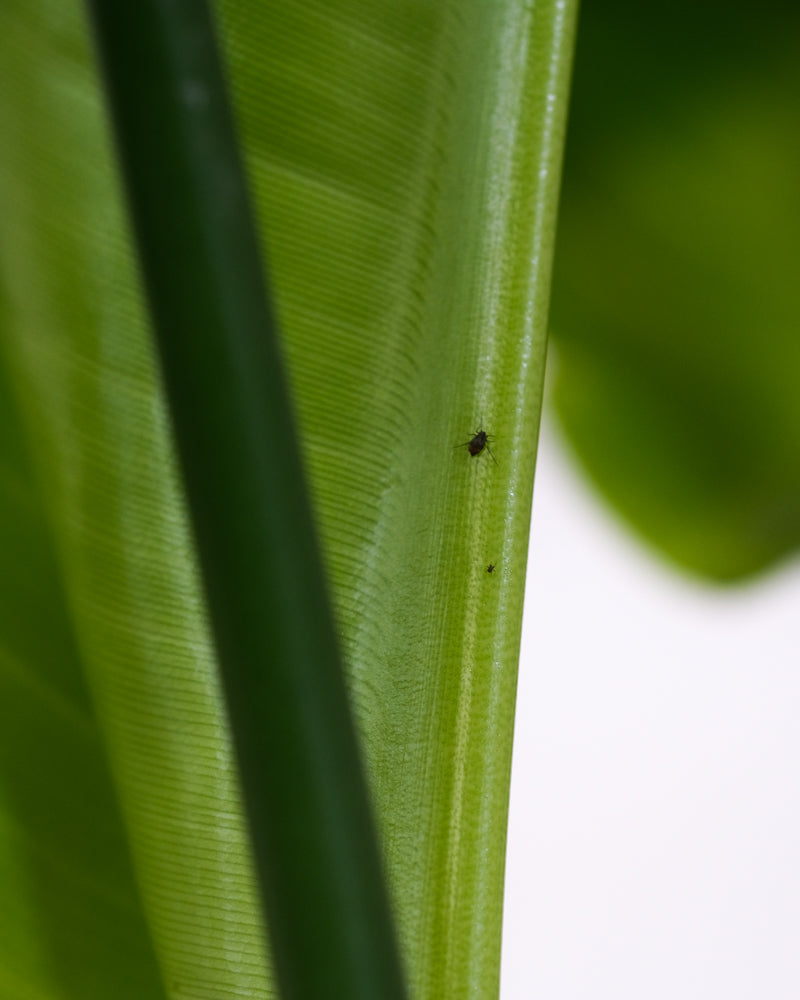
[
  {"left": 455, "top": 426, "right": 497, "bottom": 464},
  {"left": 487, "top": 563, "right": 495, "bottom": 574}
]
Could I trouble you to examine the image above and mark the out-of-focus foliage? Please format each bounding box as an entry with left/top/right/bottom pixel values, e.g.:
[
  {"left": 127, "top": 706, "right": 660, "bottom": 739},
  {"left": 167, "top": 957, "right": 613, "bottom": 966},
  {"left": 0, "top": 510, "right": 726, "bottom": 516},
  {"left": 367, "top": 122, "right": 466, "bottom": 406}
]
[{"left": 550, "top": 0, "right": 800, "bottom": 582}]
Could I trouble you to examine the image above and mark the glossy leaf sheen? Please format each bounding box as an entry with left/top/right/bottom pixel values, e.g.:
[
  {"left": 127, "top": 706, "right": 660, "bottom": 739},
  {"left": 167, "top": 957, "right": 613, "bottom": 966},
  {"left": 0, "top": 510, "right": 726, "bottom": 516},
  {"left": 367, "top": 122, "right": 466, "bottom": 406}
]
[
  {"left": 216, "top": 2, "right": 575, "bottom": 993},
  {"left": 0, "top": 0, "right": 576, "bottom": 997}
]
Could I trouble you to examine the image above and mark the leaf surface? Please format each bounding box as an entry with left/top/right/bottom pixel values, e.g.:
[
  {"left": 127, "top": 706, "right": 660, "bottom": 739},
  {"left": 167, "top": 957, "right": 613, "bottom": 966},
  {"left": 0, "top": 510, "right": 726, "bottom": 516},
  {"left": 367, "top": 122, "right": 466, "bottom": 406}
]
[{"left": 0, "top": 0, "right": 576, "bottom": 996}]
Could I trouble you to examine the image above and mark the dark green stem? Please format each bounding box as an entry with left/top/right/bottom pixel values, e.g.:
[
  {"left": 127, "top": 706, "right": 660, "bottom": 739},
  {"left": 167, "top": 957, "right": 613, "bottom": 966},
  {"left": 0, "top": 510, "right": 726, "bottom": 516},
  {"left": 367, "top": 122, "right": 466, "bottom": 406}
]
[{"left": 85, "top": 2, "right": 407, "bottom": 997}]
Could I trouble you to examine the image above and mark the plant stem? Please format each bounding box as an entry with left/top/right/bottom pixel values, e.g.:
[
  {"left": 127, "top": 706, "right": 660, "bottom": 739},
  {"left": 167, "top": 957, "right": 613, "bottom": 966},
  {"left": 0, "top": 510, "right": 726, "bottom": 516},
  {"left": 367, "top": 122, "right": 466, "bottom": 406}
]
[{"left": 85, "top": 1, "right": 407, "bottom": 996}]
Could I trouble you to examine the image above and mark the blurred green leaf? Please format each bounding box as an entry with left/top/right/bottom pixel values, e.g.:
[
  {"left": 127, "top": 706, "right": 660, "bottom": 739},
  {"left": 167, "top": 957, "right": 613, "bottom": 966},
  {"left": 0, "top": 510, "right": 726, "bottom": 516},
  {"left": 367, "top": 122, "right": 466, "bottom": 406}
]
[
  {"left": 0, "top": 346, "right": 166, "bottom": 999},
  {"left": 550, "top": 0, "right": 800, "bottom": 581}
]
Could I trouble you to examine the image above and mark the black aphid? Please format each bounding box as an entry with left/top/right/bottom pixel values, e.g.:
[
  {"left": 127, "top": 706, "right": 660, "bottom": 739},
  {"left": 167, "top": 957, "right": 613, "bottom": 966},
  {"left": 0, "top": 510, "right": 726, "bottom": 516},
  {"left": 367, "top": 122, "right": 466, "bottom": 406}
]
[
  {"left": 487, "top": 563, "right": 495, "bottom": 574},
  {"left": 455, "top": 426, "right": 497, "bottom": 464}
]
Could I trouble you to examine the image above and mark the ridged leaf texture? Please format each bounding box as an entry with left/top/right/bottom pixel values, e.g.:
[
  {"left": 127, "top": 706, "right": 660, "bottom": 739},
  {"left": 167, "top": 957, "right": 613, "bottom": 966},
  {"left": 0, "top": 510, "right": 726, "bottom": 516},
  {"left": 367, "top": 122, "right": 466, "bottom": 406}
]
[{"left": 0, "top": 0, "right": 576, "bottom": 997}]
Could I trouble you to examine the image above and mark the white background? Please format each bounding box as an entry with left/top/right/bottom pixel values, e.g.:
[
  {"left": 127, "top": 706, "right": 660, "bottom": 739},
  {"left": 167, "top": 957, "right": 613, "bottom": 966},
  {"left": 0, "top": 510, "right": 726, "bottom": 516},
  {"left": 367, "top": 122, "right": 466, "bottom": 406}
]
[{"left": 501, "top": 409, "right": 800, "bottom": 999}]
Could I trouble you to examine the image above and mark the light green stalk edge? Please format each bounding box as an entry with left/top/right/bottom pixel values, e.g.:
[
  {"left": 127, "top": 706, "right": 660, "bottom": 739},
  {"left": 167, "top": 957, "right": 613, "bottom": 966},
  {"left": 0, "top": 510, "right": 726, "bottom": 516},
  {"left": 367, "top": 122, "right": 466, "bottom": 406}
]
[{"left": 0, "top": 1, "right": 577, "bottom": 998}]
